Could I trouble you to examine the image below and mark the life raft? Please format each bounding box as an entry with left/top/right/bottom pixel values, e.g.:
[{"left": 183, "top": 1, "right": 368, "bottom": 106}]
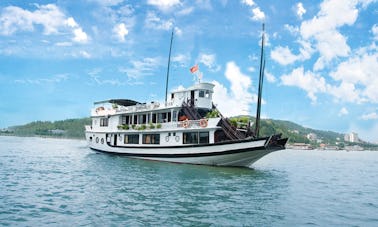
[{"left": 199, "top": 119, "right": 208, "bottom": 128}]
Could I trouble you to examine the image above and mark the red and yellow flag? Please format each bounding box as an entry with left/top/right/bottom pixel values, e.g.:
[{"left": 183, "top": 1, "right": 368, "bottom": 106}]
[{"left": 190, "top": 64, "right": 199, "bottom": 73}]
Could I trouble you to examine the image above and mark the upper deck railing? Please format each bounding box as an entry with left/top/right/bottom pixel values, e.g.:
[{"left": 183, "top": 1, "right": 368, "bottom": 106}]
[{"left": 91, "top": 101, "right": 179, "bottom": 116}]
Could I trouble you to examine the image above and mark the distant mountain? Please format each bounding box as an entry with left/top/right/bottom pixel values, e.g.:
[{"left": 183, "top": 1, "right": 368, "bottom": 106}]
[
  {"left": 1, "top": 116, "right": 376, "bottom": 150},
  {"left": 3, "top": 118, "right": 91, "bottom": 139}
]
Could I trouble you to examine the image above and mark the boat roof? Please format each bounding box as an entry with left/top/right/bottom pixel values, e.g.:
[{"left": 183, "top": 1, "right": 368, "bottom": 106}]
[{"left": 94, "top": 99, "right": 141, "bottom": 107}]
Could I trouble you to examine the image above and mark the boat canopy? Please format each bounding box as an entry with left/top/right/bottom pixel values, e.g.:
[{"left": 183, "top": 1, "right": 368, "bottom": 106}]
[{"left": 94, "top": 99, "right": 141, "bottom": 107}]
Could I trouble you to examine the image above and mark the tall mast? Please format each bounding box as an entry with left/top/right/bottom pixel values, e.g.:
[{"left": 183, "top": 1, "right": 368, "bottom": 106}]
[
  {"left": 254, "top": 23, "right": 265, "bottom": 138},
  {"left": 165, "top": 28, "right": 174, "bottom": 103}
]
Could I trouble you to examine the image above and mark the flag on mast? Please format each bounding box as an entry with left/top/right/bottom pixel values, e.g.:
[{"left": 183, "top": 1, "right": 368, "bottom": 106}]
[{"left": 190, "top": 64, "right": 199, "bottom": 73}]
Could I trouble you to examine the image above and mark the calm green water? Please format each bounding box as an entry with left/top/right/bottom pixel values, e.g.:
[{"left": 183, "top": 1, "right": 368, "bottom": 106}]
[{"left": 0, "top": 136, "right": 377, "bottom": 226}]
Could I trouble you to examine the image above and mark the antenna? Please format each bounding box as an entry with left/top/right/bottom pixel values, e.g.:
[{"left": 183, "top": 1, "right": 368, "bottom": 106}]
[
  {"left": 254, "top": 23, "right": 265, "bottom": 138},
  {"left": 165, "top": 28, "right": 174, "bottom": 103}
]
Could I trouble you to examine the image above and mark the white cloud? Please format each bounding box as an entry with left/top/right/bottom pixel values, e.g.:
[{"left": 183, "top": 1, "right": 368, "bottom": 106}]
[
  {"left": 0, "top": 4, "right": 89, "bottom": 43},
  {"left": 147, "top": 0, "right": 181, "bottom": 11},
  {"left": 72, "top": 28, "right": 89, "bottom": 43},
  {"left": 14, "top": 74, "right": 69, "bottom": 85},
  {"left": 177, "top": 7, "right": 193, "bottom": 16},
  {"left": 241, "top": 0, "right": 255, "bottom": 7},
  {"left": 212, "top": 62, "right": 254, "bottom": 117},
  {"left": 361, "top": 112, "right": 378, "bottom": 120},
  {"left": 251, "top": 7, "right": 265, "bottom": 21},
  {"left": 265, "top": 71, "right": 276, "bottom": 83},
  {"left": 299, "top": 0, "right": 359, "bottom": 68},
  {"left": 119, "top": 57, "right": 163, "bottom": 81},
  {"left": 79, "top": 50, "right": 91, "bottom": 58},
  {"left": 328, "top": 82, "right": 362, "bottom": 103},
  {"left": 113, "top": 23, "right": 129, "bottom": 42},
  {"left": 330, "top": 51, "right": 378, "bottom": 103},
  {"left": 241, "top": 0, "right": 265, "bottom": 22},
  {"left": 145, "top": 12, "right": 173, "bottom": 30},
  {"left": 271, "top": 46, "right": 300, "bottom": 65},
  {"left": 197, "top": 53, "right": 221, "bottom": 72},
  {"left": 281, "top": 67, "right": 327, "bottom": 103},
  {"left": 296, "top": 2, "right": 306, "bottom": 19},
  {"left": 372, "top": 24, "right": 378, "bottom": 40},
  {"left": 172, "top": 54, "right": 189, "bottom": 66},
  {"left": 338, "top": 107, "right": 349, "bottom": 116}
]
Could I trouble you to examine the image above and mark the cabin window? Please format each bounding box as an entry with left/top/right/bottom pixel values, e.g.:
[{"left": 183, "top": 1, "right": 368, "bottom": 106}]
[
  {"left": 138, "top": 114, "right": 147, "bottom": 124},
  {"left": 124, "top": 134, "right": 139, "bottom": 144},
  {"left": 199, "top": 90, "right": 205, "bottom": 98},
  {"left": 167, "top": 112, "right": 171, "bottom": 122},
  {"left": 183, "top": 132, "right": 209, "bottom": 144},
  {"left": 100, "top": 118, "right": 108, "bottom": 127},
  {"left": 152, "top": 113, "right": 157, "bottom": 123},
  {"left": 121, "top": 115, "right": 130, "bottom": 125},
  {"left": 183, "top": 132, "right": 198, "bottom": 144},
  {"left": 172, "top": 111, "right": 177, "bottom": 122},
  {"left": 171, "top": 93, "right": 174, "bottom": 99},
  {"left": 205, "top": 91, "right": 210, "bottom": 98},
  {"left": 199, "top": 132, "right": 209, "bottom": 144},
  {"left": 143, "top": 134, "right": 160, "bottom": 144}
]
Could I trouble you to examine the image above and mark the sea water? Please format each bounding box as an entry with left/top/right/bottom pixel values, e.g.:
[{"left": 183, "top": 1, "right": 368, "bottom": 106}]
[{"left": 0, "top": 136, "right": 377, "bottom": 226}]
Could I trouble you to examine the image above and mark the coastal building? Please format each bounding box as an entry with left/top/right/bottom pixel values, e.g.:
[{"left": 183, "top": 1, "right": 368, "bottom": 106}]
[
  {"left": 344, "top": 132, "right": 359, "bottom": 143},
  {"left": 307, "top": 133, "right": 317, "bottom": 141}
]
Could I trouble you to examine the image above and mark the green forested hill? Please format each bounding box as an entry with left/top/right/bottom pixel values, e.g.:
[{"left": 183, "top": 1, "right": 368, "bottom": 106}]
[
  {"left": 1, "top": 116, "right": 343, "bottom": 142},
  {"left": 5, "top": 118, "right": 91, "bottom": 139},
  {"left": 0, "top": 116, "right": 357, "bottom": 146}
]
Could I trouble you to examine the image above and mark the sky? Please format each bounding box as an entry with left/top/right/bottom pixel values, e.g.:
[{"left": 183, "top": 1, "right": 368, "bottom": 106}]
[{"left": 0, "top": 0, "right": 377, "bottom": 142}]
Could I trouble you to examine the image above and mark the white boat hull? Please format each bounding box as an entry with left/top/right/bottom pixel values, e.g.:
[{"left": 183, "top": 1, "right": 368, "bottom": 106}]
[{"left": 86, "top": 132, "right": 285, "bottom": 167}]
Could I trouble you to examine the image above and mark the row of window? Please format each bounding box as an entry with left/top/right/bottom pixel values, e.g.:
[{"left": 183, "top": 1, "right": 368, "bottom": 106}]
[
  {"left": 120, "top": 132, "right": 209, "bottom": 145},
  {"left": 121, "top": 111, "right": 178, "bottom": 125}
]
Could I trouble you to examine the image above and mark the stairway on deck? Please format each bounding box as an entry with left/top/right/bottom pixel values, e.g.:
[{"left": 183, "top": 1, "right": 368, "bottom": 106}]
[
  {"left": 212, "top": 103, "right": 246, "bottom": 140},
  {"left": 181, "top": 100, "right": 202, "bottom": 120}
]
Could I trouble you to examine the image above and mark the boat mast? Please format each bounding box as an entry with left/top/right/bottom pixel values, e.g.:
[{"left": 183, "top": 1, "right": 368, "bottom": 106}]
[
  {"left": 165, "top": 28, "right": 174, "bottom": 103},
  {"left": 254, "top": 24, "right": 265, "bottom": 138}
]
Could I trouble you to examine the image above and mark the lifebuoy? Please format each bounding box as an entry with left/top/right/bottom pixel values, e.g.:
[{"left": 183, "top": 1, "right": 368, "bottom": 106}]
[
  {"left": 175, "top": 136, "right": 180, "bottom": 142},
  {"left": 199, "top": 119, "right": 208, "bottom": 128},
  {"left": 165, "top": 136, "right": 169, "bottom": 142},
  {"left": 182, "top": 119, "right": 190, "bottom": 128}
]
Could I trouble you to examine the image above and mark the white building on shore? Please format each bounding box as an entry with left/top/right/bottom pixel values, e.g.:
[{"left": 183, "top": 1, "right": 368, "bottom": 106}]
[{"left": 344, "top": 132, "right": 359, "bottom": 143}]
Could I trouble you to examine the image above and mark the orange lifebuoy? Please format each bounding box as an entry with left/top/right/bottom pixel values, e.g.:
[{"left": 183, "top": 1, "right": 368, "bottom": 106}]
[
  {"left": 199, "top": 119, "right": 208, "bottom": 128},
  {"left": 182, "top": 119, "right": 190, "bottom": 128}
]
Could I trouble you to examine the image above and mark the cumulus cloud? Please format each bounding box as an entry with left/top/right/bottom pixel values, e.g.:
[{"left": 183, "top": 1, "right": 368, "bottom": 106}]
[
  {"left": 147, "top": 0, "right": 181, "bottom": 11},
  {"left": 271, "top": 46, "right": 300, "bottom": 65},
  {"left": 113, "top": 23, "right": 129, "bottom": 42},
  {"left": 145, "top": 11, "right": 173, "bottom": 30},
  {"left": 278, "top": 0, "right": 378, "bottom": 105},
  {"left": 281, "top": 67, "right": 327, "bottom": 103},
  {"left": 338, "top": 107, "right": 349, "bottom": 116},
  {"left": 251, "top": 7, "right": 265, "bottom": 21},
  {"left": 372, "top": 24, "right": 378, "bottom": 40},
  {"left": 0, "top": 4, "right": 89, "bottom": 43},
  {"left": 265, "top": 71, "right": 276, "bottom": 83},
  {"left": 361, "top": 112, "right": 378, "bottom": 120},
  {"left": 299, "top": 0, "right": 358, "bottom": 68},
  {"left": 330, "top": 50, "right": 378, "bottom": 103},
  {"left": 119, "top": 57, "right": 163, "bottom": 82},
  {"left": 242, "top": 0, "right": 265, "bottom": 22},
  {"left": 212, "top": 62, "right": 255, "bottom": 117},
  {"left": 296, "top": 2, "right": 306, "bottom": 19},
  {"left": 197, "top": 53, "right": 221, "bottom": 72}
]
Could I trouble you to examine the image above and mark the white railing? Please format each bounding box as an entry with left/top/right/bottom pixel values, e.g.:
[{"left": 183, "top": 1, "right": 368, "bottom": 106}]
[{"left": 115, "top": 119, "right": 208, "bottom": 132}]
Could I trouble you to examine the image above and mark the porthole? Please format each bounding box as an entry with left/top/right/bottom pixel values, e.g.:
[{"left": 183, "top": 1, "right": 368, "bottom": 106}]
[
  {"left": 96, "top": 137, "right": 99, "bottom": 143},
  {"left": 175, "top": 136, "right": 180, "bottom": 142},
  {"left": 165, "top": 136, "right": 169, "bottom": 142},
  {"left": 101, "top": 138, "right": 104, "bottom": 144}
]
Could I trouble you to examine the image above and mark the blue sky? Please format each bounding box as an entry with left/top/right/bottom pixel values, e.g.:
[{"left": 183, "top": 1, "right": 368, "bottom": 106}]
[{"left": 0, "top": 0, "right": 377, "bottom": 142}]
